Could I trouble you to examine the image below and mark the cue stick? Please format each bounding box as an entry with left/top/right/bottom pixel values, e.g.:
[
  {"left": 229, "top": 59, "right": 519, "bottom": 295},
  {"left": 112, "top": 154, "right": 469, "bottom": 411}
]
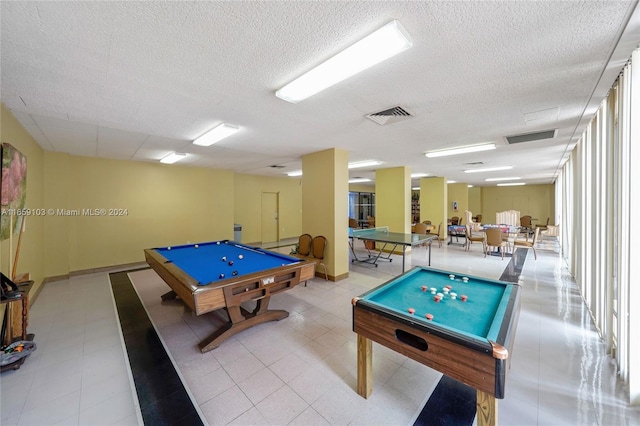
[{"left": 11, "top": 216, "right": 26, "bottom": 281}]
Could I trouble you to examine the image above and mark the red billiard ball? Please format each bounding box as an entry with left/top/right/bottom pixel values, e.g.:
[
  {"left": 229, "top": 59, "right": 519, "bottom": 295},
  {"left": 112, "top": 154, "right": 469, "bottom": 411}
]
[
  {"left": 421, "top": 286, "right": 427, "bottom": 292},
  {"left": 461, "top": 295, "right": 468, "bottom": 302},
  {"left": 434, "top": 296, "right": 441, "bottom": 302},
  {"left": 425, "top": 314, "right": 434, "bottom": 320},
  {"left": 408, "top": 308, "right": 415, "bottom": 314}
]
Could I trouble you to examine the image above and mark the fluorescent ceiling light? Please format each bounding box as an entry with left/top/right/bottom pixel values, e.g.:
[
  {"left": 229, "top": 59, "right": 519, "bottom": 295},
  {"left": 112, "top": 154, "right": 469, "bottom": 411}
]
[
  {"left": 348, "top": 160, "right": 382, "bottom": 169},
  {"left": 193, "top": 123, "right": 240, "bottom": 146},
  {"left": 497, "top": 182, "right": 526, "bottom": 187},
  {"left": 412, "top": 187, "right": 420, "bottom": 190},
  {"left": 464, "top": 166, "right": 513, "bottom": 174},
  {"left": 411, "top": 173, "right": 429, "bottom": 178},
  {"left": 447, "top": 180, "right": 456, "bottom": 184},
  {"left": 485, "top": 177, "right": 521, "bottom": 182},
  {"left": 160, "top": 152, "right": 187, "bottom": 164},
  {"left": 349, "top": 178, "right": 372, "bottom": 183},
  {"left": 468, "top": 185, "right": 474, "bottom": 188},
  {"left": 275, "top": 20, "right": 412, "bottom": 103},
  {"left": 425, "top": 143, "right": 496, "bottom": 158},
  {"left": 287, "top": 170, "right": 303, "bottom": 177}
]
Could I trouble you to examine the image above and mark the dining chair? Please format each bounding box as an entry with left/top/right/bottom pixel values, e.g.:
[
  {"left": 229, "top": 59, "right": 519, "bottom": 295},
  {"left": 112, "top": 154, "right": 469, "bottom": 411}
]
[
  {"left": 465, "top": 224, "right": 486, "bottom": 253},
  {"left": 426, "top": 222, "right": 442, "bottom": 248},
  {"left": 310, "top": 235, "right": 328, "bottom": 283},
  {"left": 485, "top": 227, "right": 507, "bottom": 259},
  {"left": 514, "top": 227, "right": 540, "bottom": 260},
  {"left": 348, "top": 217, "right": 358, "bottom": 228}
]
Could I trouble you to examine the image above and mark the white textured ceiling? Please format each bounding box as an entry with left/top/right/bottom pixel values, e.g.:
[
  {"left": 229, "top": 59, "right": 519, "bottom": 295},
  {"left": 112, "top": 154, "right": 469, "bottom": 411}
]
[{"left": 1, "top": 1, "right": 639, "bottom": 187}]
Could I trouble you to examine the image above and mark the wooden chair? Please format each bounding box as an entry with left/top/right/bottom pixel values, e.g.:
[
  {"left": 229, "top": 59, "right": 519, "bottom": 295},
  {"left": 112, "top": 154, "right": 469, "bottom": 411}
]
[
  {"left": 450, "top": 216, "right": 460, "bottom": 226},
  {"left": 292, "top": 234, "right": 312, "bottom": 259},
  {"left": 536, "top": 217, "right": 550, "bottom": 232},
  {"left": 485, "top": 227, "right": 507, "bottom": 259},
  {"left": 367, "top": 215, "right": 375, "bottom": 228},
  {"left": 348, "top": 218, "right": 358, "bottom": 228},
  {"left": 309, "top": 235, "right": 328, "bottom": 283},
  {"left": 520, "top": 215, "right": 533, "bottom": 234},
  {"left": 427, "top": 222, "right": 442, "bottom": 248},
  {"left": 413, "top": 222, "right": 428, "bottom": 235},
  {"left": 473, "top": 214, "right": 482, "bottom": 223},
  {"left": 514, "top": 227, "right": 540, "bottom": 260},
  {"left": 465, "top": 224, "right": 486, "bottom": 253}
]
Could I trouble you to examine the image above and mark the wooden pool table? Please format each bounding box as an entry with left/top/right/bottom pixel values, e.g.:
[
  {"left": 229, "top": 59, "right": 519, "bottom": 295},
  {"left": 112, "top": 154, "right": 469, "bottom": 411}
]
[
  {"left": 352, "top": 266, "right": 521, "bottom": 426},
  {"left": 145, "top": 240, "right": 315, "bottom": 352}
]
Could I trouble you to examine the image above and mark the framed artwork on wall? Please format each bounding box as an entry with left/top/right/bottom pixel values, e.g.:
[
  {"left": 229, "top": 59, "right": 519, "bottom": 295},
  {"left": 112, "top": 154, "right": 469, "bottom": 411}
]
[{"left": 1, "top": 143, "right": 28, "bottom": 241}]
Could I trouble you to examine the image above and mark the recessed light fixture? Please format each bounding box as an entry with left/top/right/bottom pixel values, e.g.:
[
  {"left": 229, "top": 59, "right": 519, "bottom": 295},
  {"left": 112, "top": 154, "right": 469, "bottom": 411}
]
[
  {"left": 447, "top": 180, "right": 456, "bottom": 184},
  {"left": 348, "top": 160, "right": 382, "bottom": 169},
  {"left": 411, "top": 173, "right": 429, "bottom": 178},
  {"left": 287, "top": 170, "right": 303, "bottom": 177},
  {"left": 160, "top": 152, "right": 187, "bottom": 164},
  {"left": 497, "top": 182, "right": 526, "bottom": 186},
  {"left": 485, "top": 177, "right": 521, "bottom": 182},
  {"left": 464, "top": 166, "right": 513, "bottom": 173},
  {"left": 275, "top": 20, "right": 412, "bottom": 103},
  {"left": 349, "top": 178, "right": 372, "bottom": 184},
  {"left": 425, "top": 143, "right": 496, "bottom": 158},
  {"left": 468, "top": 185, "right": 474, "bottom": 188},
  {"left": 193, "top": 123, "right": 240, "bottom": 146}
]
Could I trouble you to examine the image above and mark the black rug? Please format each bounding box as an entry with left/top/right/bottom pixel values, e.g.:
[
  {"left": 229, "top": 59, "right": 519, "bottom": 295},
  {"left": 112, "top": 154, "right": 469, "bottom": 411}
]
[{"left": 110, "top": 269, "right": 204, "bottom": 426}]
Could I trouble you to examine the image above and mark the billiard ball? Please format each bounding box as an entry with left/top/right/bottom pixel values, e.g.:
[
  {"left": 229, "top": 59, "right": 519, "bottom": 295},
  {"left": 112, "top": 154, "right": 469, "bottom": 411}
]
[
  {"left": 216, "top": 241, "right": 221, "bottom": 245},
  {"left": 232, "top": 270, "right": 238, "bottom": 276},
  {"left": 219, "top": 273, "right": 225, "bottom": 279},
  {"left": 222, "top": 256, "right": 227, "bottom": 262},
  {"left": 425, "top": 313, "right": 434, "bottom": 320},
  {"left": 167, "top": 247, "right": 171, "bottom": 250},
  {"left": 449, "top": 274, "right": 455, "bottom": 280},
  {"left": 461, "top": 295, "right": 468, "bottom": 302},
  {"left": 228, "top": 260, "right": 234, "bottom": 266},
  {"left": 421, "top": 286, "right": 427, "bottom": 292},
  {"left": 408, "top": 308, "right": 415, "bottom": 314},
  {"left": 238, "top": 254, "right": 244, "bottom": 260},
  {"left": 195, "top": 244, "right": 199, "bottom": 248}
]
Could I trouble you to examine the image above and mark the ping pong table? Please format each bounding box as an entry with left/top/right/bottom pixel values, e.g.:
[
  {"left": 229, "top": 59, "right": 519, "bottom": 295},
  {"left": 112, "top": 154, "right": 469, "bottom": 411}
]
[{"left": 349, "top": 226, "right": 437, "bottom": 272}]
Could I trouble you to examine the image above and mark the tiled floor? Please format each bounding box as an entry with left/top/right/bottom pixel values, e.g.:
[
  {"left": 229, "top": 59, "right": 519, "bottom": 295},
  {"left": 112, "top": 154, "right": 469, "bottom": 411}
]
[{"left": 2, "top": 236, "right": 639, "bottom": 425}]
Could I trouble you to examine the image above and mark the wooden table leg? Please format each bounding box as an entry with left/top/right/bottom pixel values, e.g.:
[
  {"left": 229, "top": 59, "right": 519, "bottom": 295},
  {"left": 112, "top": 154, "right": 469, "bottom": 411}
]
[
  {"left": 357, "top": 334, "right": 373, "bottom": 398},
  {"left": 476, "top": 390, "right": 498, "bottom": 426}
]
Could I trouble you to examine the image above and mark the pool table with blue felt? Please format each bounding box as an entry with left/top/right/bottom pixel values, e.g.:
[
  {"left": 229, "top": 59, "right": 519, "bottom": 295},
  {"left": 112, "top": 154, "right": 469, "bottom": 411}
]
[
  {"left": 145, "top": 240, "right": 314, "bottom": 352},
  {"left": 352, "top": 266, "right": 520, "bottom": 426}
]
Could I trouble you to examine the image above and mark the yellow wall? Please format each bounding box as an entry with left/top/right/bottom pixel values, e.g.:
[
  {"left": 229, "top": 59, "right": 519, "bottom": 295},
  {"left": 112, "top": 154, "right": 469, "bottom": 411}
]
[
  {"left": 0, "top": 104, "right": 45, "bottom": 290},
  {"left": 234, "top": 173, "right": 302, "bottom": 243},
  {"left": 349, "top": 183, "right": 375, "bottom": 193},
  {"left": 447, "top": 183, "right": 469, "bottom": 221},
  {"left": 302, "top": 148, "right": 349, "bottom": 280},
  {"left": 376, "top": 167, "right": 411, "bottom": 234},
  {"left": 480, "top": 184, "right": 555, "bottom": 225},
  {"left": 421, "top": 177, "right": 447, "bottom": 239},
  {"left": 468, "top": 186, "right": 482, "bottom": 218},
  {"left": 43, "top": 154, "right": 235, "bottom": 272}
]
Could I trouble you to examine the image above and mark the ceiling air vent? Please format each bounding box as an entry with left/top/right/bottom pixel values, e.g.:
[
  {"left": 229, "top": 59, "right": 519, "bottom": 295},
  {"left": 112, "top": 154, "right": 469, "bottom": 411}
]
[
  {"left": 365, "top": 106, "right": 413, "bottom": 125},
  {"left": 269, "top": 165, "right": 285, "bottom": 168},
  {"left": 505, "top": 129, "right": 557, "bottom": 144}
]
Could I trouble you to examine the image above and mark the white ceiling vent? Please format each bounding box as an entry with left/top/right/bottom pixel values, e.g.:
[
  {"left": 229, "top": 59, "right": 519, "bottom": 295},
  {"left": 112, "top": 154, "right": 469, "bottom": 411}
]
[
  {"left": 505, "top": 129, "right": 557, "bottom": 144},
  {"left": 365, "top": 106, "right": 413, "bottom": 125}
]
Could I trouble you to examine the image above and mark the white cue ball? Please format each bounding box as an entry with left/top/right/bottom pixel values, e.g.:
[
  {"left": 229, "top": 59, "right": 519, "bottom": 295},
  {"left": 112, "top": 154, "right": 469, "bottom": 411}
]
[
  {"left": 216, "top": 241, "right": 221, "bottom": 245},
  {"left": 238, "top": 254, "right": 244, "bottom": 260},
  {"left": 195, "top": 244, "right": 199, "bottom": 248},
  {"left": 167, "top": 247, "right": 171, "bottom": 250}
]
